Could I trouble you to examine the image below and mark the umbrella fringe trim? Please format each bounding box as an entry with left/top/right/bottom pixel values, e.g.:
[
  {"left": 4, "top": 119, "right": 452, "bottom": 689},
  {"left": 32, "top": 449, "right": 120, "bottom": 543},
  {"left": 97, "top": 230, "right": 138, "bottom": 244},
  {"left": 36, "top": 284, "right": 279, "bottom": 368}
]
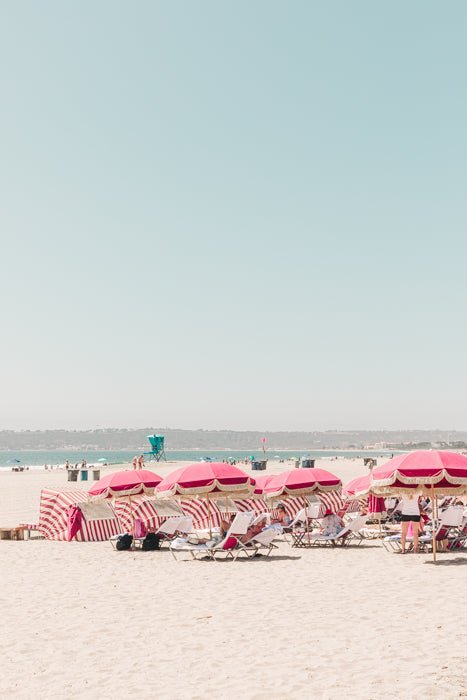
[
  {"left": 157, "top": 480, "right": 255, "bottom": 498},
  {"left": 264, "top": 484, "right": 341, "bottom": 499}
]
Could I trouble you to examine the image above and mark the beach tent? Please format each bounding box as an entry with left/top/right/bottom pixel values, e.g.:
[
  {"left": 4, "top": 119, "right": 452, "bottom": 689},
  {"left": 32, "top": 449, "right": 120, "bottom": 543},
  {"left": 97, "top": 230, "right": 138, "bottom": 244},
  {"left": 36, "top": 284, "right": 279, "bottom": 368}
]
[
  {"left": 113, "top": 496, "right": 231, "bottom": 532},
  {"left": 39, "top": 488, "right": 121, "bottom": 541},
  {"left": 113, "top": 497, "right": 184, "bottom": 534}
]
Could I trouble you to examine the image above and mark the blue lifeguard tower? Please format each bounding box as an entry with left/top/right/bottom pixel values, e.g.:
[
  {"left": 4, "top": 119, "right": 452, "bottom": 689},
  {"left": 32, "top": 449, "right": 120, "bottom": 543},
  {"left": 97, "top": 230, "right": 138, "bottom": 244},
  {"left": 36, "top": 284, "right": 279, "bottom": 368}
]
[{"left": 145, "top": 434, "right": 167, "bottom": 462}]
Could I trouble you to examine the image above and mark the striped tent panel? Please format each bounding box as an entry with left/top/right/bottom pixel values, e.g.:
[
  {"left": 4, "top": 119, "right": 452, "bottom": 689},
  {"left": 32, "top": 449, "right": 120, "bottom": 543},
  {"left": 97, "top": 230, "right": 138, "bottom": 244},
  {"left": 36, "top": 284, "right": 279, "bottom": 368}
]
[
  {"left": 39, "top": 489, "right": 121, "bottom": 542},
  {"left": 279, "top": 496, "right": 319, "bottom": 519},
  {"left": 318, "top": 490, "right": 345, "bottom": 514},
  {"left": 270, "top": 493, "right": 343, "bottom": 519},
  {"left": 234, "top": 498, "right": 269, "bottom": 516},
  {"left": 179, "top": 498, "right": 224, "bottom": 530},
  {"left": 74, "top": 517, "right": 121, "bottom": 542},
  {"left": 39, "top": 489, "right": 89, "bottom": 540},
  {"left": 343, "top": 498, "right": 364, "bottom": 514},
  {"left": 113, "top": 498, "right": 164, "bottom": 533}
]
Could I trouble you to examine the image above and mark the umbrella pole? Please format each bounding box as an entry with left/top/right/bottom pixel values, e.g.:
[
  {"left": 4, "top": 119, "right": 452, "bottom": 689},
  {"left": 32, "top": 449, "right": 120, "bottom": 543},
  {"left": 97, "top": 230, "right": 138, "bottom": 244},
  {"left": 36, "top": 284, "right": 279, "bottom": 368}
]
[
  {"left": 129, "top": 494, "right": 135, "bottom": 553},
  {"left": 207, "top": 495, "right": 212, "bottom": 538},
  {"left": 431, "top": 484, "right": 437, "bottom": 563},
  {"left": 306, "top": 496, "right": 310, "bottom": 545}
]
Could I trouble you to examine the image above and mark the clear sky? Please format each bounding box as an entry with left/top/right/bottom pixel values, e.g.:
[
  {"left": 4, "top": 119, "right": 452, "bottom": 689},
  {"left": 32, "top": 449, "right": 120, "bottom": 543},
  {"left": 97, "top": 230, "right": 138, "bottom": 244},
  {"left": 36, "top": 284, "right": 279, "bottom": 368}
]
[{"left": 1, "top": 1, "right": 467, "bottom": 431}]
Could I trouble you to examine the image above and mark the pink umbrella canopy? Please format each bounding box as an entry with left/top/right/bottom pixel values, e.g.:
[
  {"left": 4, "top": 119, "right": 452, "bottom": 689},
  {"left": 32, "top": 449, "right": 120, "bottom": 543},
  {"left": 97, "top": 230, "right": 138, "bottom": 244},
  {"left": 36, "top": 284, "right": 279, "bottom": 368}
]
[
  {"left": 262, "top": 468, "right": 341, "bottom": 499},
  {"left": 370, "top": 450, "right": 467, "bottom": 496},
  {"left": 156, "top": 462, "right": 256, "bottom": 498},
  {"left": 343, "top": 475, "right": 386, "bottom": 515},
  {"left": 88, "top": 469, "right": 163, "bottom": 499},
  {"left": 343, "top": 474, "right": 371, "bottom": 498},
  {"left": 367, "top": 494, "right": 387, "bottom": 516},
  {"left": 253, "top": 474, "right": 275, "bottom": 495}
]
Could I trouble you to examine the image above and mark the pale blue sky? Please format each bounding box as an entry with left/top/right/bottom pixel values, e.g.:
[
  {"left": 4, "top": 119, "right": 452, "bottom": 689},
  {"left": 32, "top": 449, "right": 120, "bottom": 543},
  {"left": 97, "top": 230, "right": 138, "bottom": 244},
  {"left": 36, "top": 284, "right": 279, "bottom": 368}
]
[{"left": 1, "top": 1, "right": 467, "bottom": 430}]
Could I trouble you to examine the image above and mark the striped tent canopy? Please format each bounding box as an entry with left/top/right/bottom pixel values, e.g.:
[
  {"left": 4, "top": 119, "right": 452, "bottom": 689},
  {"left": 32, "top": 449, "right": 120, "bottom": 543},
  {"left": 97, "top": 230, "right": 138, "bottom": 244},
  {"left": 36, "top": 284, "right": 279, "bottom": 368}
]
[
  {"left": 113, "top": 497, "right": 184, "bottom": 533},
  {"left": 234, "top": 498, "right": 269, "bottom": 516},
  {"left": 39, "top": 488, "right": 121, "bottom": 541},
  {"left": 276, "top": 491, "right": 345, "bottom": 519},
  {"left": 178, "top": 498, "right": 230, "bottom": 530}
]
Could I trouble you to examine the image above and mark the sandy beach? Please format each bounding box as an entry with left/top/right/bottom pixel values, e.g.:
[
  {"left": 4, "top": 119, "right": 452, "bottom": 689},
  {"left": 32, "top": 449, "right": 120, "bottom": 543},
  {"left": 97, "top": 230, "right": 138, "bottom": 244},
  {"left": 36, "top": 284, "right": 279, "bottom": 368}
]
[{"left": 1, "top": 459, "right": 466, "bottom": 700}]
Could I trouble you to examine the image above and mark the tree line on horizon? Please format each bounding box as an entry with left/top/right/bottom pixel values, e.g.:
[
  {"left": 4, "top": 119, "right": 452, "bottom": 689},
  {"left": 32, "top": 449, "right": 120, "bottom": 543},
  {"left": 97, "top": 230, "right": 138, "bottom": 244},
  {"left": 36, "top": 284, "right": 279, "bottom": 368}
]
[{"left": 1, "top": 428, "right": 467, "bottom": 451}]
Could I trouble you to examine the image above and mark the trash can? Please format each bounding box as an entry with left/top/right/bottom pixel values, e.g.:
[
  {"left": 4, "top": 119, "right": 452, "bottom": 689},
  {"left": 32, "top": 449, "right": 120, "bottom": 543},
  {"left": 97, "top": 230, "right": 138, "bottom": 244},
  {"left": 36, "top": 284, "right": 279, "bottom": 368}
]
[
  {"left": 92, "top": 469, "right": 101, "bottom": 480},
  {"left": 301, "top": 459, "right": 315, "bottom": 468},
  {"left": 68, "top": 470, "right": 78, "bottom": 482},
  {"left": 251, "top": 460, "right": 267, "bottom": 471},
  {"left": 80, "top": 469, "right": 88, "bottom": 482},
  {"left": 294, "top": 459, "right": 300, "bottom": 468}
]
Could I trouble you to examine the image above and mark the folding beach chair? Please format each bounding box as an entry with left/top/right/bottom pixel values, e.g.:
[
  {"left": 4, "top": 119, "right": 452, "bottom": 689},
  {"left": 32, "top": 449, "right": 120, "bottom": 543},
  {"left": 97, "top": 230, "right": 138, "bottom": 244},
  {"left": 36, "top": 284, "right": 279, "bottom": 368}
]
[
  {"left": 169, "top": 512, "right": 254, "bottom": 561},
  {"left": 435, "top": 507, "right": 465, "bottom": 551},
  {"left": 234, "top": 525, "right": 281, "bottom": 559},
  {"left": 155, "top": 516, "right": 191, "bottom": 546},
  {"left": 286, "top": 503, "right": 322, "bottom": 546},
  {"left": 306, "top": 515, "right": 367, "bottom": 547},
  {"left": 251, "top": 512, "right": 271, "bottom": 527}
]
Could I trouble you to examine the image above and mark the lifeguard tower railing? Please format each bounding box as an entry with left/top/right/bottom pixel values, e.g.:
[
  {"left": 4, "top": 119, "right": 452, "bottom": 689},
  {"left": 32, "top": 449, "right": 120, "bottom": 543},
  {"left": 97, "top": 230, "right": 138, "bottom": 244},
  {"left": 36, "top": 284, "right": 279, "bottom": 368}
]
[{"left": 144, "top": 434, "right": 167, "bottom": 462}]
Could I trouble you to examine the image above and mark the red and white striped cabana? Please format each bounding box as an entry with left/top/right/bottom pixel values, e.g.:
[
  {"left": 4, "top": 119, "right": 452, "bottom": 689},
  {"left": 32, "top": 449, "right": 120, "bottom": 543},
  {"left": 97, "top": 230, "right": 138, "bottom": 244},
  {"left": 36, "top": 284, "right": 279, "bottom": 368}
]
[{"left": 39, "top": 488, "right": 121, "bottom": 541}]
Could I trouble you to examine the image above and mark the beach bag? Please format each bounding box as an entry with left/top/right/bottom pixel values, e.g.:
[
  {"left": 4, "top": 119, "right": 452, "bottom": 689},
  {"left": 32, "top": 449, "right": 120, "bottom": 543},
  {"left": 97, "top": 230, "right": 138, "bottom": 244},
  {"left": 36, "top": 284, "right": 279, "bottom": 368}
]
[
  {"left": 116, "top": 534, "right": 133, "bottom": 551},
  {"left": 142, "top": 533, "right": 161, "bottom": 551}
]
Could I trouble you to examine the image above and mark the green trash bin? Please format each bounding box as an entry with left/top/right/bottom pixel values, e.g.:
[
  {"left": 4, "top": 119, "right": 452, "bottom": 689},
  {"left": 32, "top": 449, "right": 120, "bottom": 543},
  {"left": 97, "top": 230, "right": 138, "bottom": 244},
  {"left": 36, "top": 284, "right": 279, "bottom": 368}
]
[{"left": 80, "top": 469, "right": 88, "bottom": 482}]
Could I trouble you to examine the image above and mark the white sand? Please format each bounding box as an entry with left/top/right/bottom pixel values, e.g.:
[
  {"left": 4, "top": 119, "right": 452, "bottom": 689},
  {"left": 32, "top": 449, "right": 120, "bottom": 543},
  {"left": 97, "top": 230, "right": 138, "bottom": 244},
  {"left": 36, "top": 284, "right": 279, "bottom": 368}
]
[{"left": 0, "top": 459, "right": 466, "bottom": 699}]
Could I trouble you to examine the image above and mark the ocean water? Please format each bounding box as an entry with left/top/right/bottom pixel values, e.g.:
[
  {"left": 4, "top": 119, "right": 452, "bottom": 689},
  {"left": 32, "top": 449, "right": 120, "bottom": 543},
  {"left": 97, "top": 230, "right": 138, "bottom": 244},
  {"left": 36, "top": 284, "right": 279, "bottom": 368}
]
[{"left": 0, "top": 448, "right": 398, "bottom": 469}]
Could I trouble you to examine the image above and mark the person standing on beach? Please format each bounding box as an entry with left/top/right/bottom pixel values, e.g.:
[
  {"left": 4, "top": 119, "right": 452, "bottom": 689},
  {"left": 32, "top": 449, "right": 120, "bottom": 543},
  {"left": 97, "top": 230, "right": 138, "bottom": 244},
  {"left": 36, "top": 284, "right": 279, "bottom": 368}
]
[
  {"left": 399, "top": 494, "right": 421, "bottom": 553},
  {"left": 132, "top": 456, "right": 138, "bottom": 470},
  {"left": 137, "top": 454, "right": 144, "bottom": 469}
]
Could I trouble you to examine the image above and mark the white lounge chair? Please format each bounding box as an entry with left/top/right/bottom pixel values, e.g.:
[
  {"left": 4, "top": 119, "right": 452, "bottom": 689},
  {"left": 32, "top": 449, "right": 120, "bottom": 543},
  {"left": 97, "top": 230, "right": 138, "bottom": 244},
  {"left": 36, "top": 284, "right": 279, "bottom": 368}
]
[
  {"left": 306, "top": 515, "right": 367, "bottom": 547},
  {"left": 235, "top": 525, "right": 281, "bottom": 559},
  {"left": 169, "top": 511, "right": 254, "bottom": 561},
  {"left": 156, "top": 516, "right": 193, "bottom": 546}
]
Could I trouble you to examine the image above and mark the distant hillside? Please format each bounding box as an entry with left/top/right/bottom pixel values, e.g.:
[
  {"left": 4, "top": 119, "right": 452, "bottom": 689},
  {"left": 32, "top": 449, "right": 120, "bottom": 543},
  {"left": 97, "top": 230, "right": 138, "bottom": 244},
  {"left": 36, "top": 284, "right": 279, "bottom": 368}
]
[{"left": 1, "top": 428, "right": 467, "bottom": 451}]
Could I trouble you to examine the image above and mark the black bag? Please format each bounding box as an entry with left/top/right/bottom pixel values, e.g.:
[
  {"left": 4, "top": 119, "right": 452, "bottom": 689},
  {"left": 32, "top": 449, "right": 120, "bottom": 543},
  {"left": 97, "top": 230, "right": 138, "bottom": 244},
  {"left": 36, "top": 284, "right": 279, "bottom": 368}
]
[
  {"left": 142, "top": 533, "right": 161, "bottom": 551},
  {"left": 116, "top": 533, "right": 133, "bottom": 551}
]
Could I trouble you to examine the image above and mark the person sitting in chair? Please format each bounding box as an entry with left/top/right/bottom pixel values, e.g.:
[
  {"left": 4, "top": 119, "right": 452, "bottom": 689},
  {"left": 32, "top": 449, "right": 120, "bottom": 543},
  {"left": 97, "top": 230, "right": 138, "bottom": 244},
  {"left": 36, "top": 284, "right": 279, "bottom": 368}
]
[
  {"left": 240, "top": 517, "right": 267, "bottom": 544},
  {"left": 320, "top": 509, "right": 344, "bottom": 537},
  {"left": 272, "top": 504, "right": 291, "bottom": 527}
]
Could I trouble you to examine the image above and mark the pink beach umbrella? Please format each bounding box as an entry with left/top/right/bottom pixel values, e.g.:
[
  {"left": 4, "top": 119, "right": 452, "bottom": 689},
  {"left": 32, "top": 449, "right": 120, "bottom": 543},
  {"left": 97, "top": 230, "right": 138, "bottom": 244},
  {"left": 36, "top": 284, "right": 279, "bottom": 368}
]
[
  {"left": 88, "top": 469, "right": 162, "bottom": 499},
  {"left": 263, "top": 468, "right": 341, "bottom": 499},
  {"left": 253, "top": 474, "right": 275, "bottom": 495},
  {"left": 343, "top": 475, "right": 386, "bottom": 521},
  {"left": 371, "top": 450, "right": 467, "bottom": 562},
  {"left": 157, "top": 462, "right": 255, "bottom": 535},
  {"left": 367, "top": 494, "right": 387, "bottom": 519},
  {"left": 343, "top": 474, "right": 371, "bottom": 499},
  {"left": 89, "top": 469, "right": 163, "bottom": 546},
  {"left": 370, "top": 450, "right": 467, "bottom": 496},
  {"left": 156, "top": 462, "right": 255, "bottom": 498},
  {"left": 262, "top": 468, "right": 342, "bottom": 543}
]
